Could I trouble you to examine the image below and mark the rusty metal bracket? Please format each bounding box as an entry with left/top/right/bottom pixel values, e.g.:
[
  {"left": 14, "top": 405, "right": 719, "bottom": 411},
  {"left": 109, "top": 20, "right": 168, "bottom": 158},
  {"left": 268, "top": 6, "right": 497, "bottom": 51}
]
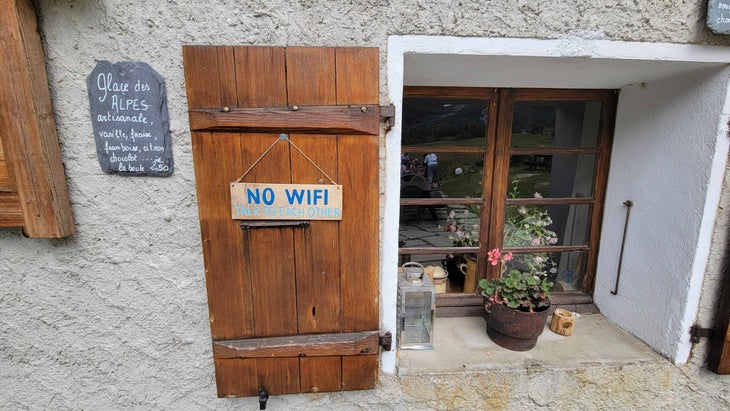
[
  {"left": 380, "top": 104, "right": 395, "bottom": 132},
  {"left": 379, "top": 331, "right": 392, "bottom": 351},
  {"left": 690, "top": 325, "right": 714, "bottom": 343}
]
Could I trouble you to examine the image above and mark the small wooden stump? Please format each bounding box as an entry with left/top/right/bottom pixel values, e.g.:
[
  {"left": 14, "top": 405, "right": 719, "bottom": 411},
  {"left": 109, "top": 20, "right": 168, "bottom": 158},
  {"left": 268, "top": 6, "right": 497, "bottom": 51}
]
[{"left": 550, "top": 308, "right": 576, "bottom": 336}]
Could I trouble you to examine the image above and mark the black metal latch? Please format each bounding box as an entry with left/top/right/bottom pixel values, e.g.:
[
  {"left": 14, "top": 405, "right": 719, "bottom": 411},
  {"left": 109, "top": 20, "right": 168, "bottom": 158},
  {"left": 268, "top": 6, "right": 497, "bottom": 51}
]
[
  {"left": 379, "top": 331, "right": 392, "bottom": 351},
  {"left": 690, "top": 325, "right": 714, "bottom": 343},
  {"left": 259, "top": 389, "right": 269, "bottom": 410}
]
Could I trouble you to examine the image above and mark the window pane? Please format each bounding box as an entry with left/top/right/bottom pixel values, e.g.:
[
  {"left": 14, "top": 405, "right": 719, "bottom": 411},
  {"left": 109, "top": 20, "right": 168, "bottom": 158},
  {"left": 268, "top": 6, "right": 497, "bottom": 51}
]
[
  {"left": 553, "top": 251, "right": 588, "bottom": 291},
  {"left": 399, "top": 205, "right": 480, "bottom": 248},
  {"left": 501, "top": 250, "right": 587, "bottom": 291},
  {"left": 504, "top": 204, "right": 590, "bottom": 247},
  {"left": 503, "top": 252, "right": 559, "bottom": 281},
  {"left": 508, "top": 154, "right": 596, "bottom": 199},
  {"left": 510, "top": 100, "right": 601, "bottom": 149},
  {"left": 399, "top": 204, "right": 481, "bottom": 294},
  {"left": 402, "top": 152, "right": 484, "bottom": 198},
  {"left": 402, "top": 98, "right": 489, "bottom": 147}
]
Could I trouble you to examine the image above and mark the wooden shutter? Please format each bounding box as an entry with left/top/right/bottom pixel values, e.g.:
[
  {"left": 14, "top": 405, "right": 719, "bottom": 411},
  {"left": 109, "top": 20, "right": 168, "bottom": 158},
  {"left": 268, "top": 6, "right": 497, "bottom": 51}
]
[
  {"left": 183, "top": 46, "right": 380, "bottom": 397},
  {"left": 708, "top": 245, "right": 730, "bottom": 374},
  {"left": 0, "top": 0, "right": 74, "bottom": 237}
]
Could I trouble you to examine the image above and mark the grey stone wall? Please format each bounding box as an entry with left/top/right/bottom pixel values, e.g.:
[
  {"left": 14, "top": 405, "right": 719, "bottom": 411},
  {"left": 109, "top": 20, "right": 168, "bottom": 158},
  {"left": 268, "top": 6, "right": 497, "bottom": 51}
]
[{"left": 0, "top": 1, "right": 728, "bottom": 409}]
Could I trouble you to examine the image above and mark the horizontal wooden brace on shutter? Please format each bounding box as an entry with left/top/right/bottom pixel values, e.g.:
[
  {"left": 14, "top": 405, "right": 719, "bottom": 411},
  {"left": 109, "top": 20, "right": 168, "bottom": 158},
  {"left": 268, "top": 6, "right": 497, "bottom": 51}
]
[
  {"left": 189, "top": 105, "right": 380, "bottom": 135},
  {"left": 213, "top": 331, "right": 380, "bottom": 359}
]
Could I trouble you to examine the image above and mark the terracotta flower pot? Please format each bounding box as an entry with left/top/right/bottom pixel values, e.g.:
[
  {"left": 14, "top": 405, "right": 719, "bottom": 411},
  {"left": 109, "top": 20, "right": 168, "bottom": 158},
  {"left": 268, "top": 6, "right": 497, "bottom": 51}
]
[{"left": 483, "top": 297, "right": 550, "bottom": 351}]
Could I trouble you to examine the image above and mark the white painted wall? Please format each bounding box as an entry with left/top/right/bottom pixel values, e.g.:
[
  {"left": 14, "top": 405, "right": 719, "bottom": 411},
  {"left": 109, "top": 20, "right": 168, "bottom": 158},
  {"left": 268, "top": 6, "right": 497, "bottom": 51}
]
[
  {"left": 386, "top": 36, "right": 730, "bottom": 370},
  {"left": 594, "top": 66, "right": 730, "bottom": 362}
]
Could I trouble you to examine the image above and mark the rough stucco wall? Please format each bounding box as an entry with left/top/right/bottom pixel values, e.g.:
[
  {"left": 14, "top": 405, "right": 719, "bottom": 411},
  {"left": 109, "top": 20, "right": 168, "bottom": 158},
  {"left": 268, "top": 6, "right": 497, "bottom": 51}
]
[{"left": 1, "top": 0, "right": 729, "bottom": 409}]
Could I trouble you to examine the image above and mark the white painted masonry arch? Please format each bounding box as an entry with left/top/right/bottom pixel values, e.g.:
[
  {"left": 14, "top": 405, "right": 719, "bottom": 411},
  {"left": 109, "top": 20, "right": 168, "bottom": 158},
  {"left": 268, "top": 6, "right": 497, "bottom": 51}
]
[{"left": 382, "top": 35, "right": 730, "bottom": 373}]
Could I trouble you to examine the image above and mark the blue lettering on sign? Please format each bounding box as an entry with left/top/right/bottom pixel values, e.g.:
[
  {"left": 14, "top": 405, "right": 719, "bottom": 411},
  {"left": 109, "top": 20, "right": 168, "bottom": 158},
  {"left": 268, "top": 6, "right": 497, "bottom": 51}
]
[
  {"left": 247, "top": 188, "right": 261, "bottom": 204},
  {"left": 235, "top": 205, "right": 260, "bottom": 217},
  {"left": 285, "top": 189, "right": 306, "bottom": 205},
  {"left": 247, "top": 188, "right": 275, "bottom": 205},
  {"left": 285, "top": 188, "right": 330, "bottom": 205}
]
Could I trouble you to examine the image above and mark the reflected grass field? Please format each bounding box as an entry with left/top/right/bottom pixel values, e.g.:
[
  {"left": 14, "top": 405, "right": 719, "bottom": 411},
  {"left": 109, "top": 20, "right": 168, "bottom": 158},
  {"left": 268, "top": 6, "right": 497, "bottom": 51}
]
[{"left": 407, "top": 133, "right": 553, "bottom": 198}]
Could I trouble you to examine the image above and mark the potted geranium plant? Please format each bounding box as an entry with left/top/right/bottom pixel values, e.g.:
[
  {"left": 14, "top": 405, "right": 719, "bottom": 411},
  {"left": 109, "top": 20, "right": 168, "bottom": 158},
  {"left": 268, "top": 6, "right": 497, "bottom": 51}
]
[{"left": 478, "top": 248, "right": 555, "bottom": 351}]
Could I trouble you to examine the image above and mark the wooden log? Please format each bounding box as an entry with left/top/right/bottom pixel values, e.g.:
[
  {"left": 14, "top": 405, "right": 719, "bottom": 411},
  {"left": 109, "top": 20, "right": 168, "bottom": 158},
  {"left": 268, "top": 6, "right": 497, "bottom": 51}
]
[{"left": 550, "top": 308, "right": 576, "bottom": 336}]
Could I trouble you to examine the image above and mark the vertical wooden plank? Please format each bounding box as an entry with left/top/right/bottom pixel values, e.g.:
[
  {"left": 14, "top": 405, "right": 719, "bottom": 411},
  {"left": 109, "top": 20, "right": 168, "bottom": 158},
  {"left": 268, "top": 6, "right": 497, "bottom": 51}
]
[
  {"left": 234, "top": 46, "right": 286, "bottom": 107},
  {"left": 0, "top": 138, "right": 16, "bottom": 189},
  {"left": 708, "top": 230, "right": 730, "bottom": 374},
  {"left": 0, "top": 0, "right": 73, "bottom": 237},
  {"left": 0, "top": 137, "right": 22, "bottom": 226},
  {"left": 0, "top": 192, "right": 23, "bottom": 226},
  {"left": 286, "top": 47, "right": 343, "bottom": 392},
  {"left": 710, "top": 323, "right": 730, "bottom": 374},
  {"left": 300, "top": 357, "right": 342, "bottom": 393},
  {"left": 191, "top": 132, "right": 254, "bottom": 340},
  {"left": 335, "top": 47, "right": 380, "bottom": 390},
  {"left": 286, "top": 47, "right": 342, "bottom": 335},
  {"left": 336, "top": 48, "right": 380, "bottom": 334},
  {"left": 214, "top": 358, "right": 259, "bottom": 398},
  {"left": 257, "top": 358, "right": 300, "bottom": 395},
  {"left": 233, "top": 47, "right": 297, "bottom": 338},
  {"left": 335, "top": 47, "right": 380, "bottom": 105},
  {"left": 341, "top": 356, "right": 378, "bottom": 391},
  {"left": 183, "top": 45, "right": 237, "bottom": 108},
  {"left": 286, "top": 47, "right": 336, "bottom": 106},
  {"left": 185, "top": 46, "right": 255, "bottom": 341},
  {"left": 237, "top": 48, "right": 298, "bottom": 394}
]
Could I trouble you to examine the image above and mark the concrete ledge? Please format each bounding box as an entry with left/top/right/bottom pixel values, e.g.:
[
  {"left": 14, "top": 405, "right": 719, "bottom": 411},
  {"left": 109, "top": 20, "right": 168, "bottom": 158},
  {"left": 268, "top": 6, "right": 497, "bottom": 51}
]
[{"left": 398, "top": 314, "right": 666, "bottom": 376}]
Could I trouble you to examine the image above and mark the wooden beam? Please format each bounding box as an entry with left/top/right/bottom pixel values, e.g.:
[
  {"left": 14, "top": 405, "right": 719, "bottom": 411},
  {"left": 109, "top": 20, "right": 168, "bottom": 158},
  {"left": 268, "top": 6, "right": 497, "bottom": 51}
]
[
  {"left": 0, "top": 0, "right": 74, "bottom": 237},
  {"left": 188, "top": 105, "right": 380, "bottom": 135},
  {"left": 213, "top": 331, "right": 380, "bottom": 359}
]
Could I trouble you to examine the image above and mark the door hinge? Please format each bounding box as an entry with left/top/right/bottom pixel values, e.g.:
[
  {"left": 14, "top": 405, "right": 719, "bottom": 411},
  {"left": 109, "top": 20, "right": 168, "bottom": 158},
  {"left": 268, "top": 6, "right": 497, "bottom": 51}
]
[
  {"left": 379, "top": 331, "right": 392, "bottom": 351},
  {"left": 690, "top": 325, "right": 714, "bottom": 343},
  {"left": 380, "top": 104, "right": 395, "bottom": 132}
]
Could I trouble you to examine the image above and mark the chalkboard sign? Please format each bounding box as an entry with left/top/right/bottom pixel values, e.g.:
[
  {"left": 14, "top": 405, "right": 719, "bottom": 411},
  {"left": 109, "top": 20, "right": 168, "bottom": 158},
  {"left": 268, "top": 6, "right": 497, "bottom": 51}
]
[
  {"left": 87, "top": 61, "right": 173, "bottom": 176},
  {"left": 708, "top": 0, "right": 730, "bottom": 34}
]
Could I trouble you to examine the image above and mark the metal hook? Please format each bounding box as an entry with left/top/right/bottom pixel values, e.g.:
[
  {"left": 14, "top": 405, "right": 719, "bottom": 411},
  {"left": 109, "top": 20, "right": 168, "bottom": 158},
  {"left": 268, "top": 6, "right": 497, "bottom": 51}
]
[{"left": 611, "top": 200, "right": 633, "bottom": 295}]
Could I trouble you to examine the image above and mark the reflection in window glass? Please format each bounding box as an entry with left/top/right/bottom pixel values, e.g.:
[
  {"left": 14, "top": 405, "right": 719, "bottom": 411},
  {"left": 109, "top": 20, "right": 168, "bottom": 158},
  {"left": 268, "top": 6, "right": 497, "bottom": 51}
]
[
  {"left": 503, "top": 203, "right": 556, "bottom": 248},
  {"left": 402, "top": 98, "right": 489, "bottom": 147},
  {"left": 511, "top": 101, "right": 601, "bottom": 149},
  {"left": 398, "top": 204, "right": 481, "bottom": 294},
  {"left": 507, "top": 154, "right": 596, "bottom": 199},
  {"left": 503, "top": 251, "right": 588, "bottom": 292},
  {"left": 502, "top": 251, "right": 587, "bottom": 292},
  {"left": 402, "top": 152, "right": 484, "bottom": 199},
  {"left": 504, "top": 204, "right": 590, "bottom": 247},
  {"left": 503, "top": 251, "right": 559, "bottom": 284},
  {"left": 553, "top": 251, "right": 587, "bottom": 291}
]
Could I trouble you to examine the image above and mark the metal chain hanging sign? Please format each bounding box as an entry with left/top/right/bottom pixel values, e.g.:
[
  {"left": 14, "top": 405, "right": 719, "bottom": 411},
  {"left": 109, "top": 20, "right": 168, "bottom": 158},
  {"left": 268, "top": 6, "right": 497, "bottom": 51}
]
[{"left": 230, "top": 134, "right": 343, "bottom": 220}]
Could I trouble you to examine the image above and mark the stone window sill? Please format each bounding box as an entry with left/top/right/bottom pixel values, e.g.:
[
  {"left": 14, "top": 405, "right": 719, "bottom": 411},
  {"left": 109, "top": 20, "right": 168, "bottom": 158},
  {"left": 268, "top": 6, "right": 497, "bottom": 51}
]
[{"left": 397, "top": 314, "right": 666, "bottom": 375}]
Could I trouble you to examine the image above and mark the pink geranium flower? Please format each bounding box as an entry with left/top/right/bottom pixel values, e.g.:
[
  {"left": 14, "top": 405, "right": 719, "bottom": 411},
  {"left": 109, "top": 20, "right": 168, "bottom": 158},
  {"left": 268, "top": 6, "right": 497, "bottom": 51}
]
[
  {"left": 488, "top": 248, "right": 513, "bottom": 265},
  {"left": 487, "top": 248, "right": 501, "bottom": 265}
]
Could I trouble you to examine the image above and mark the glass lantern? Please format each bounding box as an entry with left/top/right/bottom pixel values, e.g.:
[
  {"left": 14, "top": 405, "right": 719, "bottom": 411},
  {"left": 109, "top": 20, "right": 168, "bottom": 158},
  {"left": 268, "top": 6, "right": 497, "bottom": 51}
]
[{"left": 397, "top": 262, "right": 436, "bottom": 350}]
